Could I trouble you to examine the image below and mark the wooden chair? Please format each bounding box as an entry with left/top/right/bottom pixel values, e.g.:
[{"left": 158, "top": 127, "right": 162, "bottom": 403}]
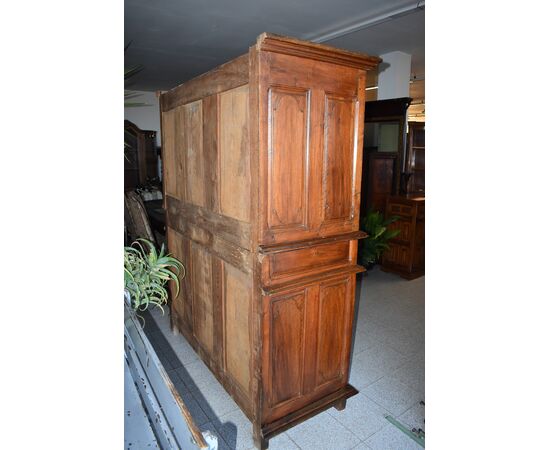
[{"left": 124, "top": 190, "right": 157, "bottom": 246}]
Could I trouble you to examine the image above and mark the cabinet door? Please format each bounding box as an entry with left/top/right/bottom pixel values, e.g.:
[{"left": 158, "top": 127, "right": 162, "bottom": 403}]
[
  {"left": 261, "top": 275, "right": 355, "bottom": 422},
  {"left": 258, "top": 52, "right": 365, "bottom": 244}
]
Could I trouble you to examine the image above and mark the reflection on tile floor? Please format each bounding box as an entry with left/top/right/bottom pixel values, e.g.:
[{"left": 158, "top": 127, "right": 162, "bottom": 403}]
[{"left": 144, "top": 266, "right": 425, "bottom": 450}]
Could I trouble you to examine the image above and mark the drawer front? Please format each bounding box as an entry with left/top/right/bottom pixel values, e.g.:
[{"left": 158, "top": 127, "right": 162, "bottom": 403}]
[
  {"left": 388, "top": 202, "right": 413, "bottom": 216},
  {"left": 261, "top": 241, "right": 352, "bottom": 287}
]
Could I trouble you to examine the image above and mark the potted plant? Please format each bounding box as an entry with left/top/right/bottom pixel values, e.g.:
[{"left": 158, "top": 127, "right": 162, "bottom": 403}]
[
  {"left": 359, "top": 209, "right": 401, "bottom": 270},
  {"left": 124, "top": 238, "right": 185, "bottom": 313}
]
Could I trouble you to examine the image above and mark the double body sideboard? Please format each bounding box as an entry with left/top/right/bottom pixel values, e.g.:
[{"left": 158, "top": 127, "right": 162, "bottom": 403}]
[{"left": 160, "top": 33, "right": 380, "bottom": 449}]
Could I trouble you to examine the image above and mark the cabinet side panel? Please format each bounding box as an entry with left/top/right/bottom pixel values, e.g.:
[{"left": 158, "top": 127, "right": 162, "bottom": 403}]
[
  {"left": 183, "top": 100, "right": 206, "bottom": 207},
  {"left": 220, "top": 85, "right": 250, "bottom": 222},
  {"left": 190, "top": 241, "right": 214, "bottom": 353},
  {"left": 223, "top": 262, "right": 252, "bottom": 397},
  {"left": 202, "top": 94, "right": 220, "bottom": 213},
  {"left": 162, "top": 109, "right": 177, "bottom": 197},
  {"left": 166, "top": 227, "right": 185, "bottom": 319},
  {"left": 167, "top": 226, "right": 193, "bottom": 334}
]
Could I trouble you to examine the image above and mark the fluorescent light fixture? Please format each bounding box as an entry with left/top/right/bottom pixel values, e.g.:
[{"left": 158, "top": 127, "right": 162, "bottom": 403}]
[{"left": 365, "top": 86, "right": 378, "bottom": 91}]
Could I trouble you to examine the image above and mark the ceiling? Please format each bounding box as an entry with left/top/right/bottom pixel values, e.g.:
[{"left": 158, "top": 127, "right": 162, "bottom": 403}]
[{"left": 124, "top": 0, "right": 424, "bottom": 108}]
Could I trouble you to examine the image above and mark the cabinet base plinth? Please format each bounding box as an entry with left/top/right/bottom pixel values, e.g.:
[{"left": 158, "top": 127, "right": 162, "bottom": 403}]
[{"left": 259, "top": 384, "right": 358, "bottom": 449}]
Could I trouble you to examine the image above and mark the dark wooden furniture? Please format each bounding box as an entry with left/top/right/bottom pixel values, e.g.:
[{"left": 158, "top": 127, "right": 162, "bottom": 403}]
[
  {"left": 142, "top": 199, "right": 166, "bottom": 237},
  {"left": 124, "top": 120, "right": 158, "bottom": 190},
  {"left": 124, "top": 190, "right": 157, "bottom": 245},
  {"left": 381, "top": 195, "right": 425, "bottom": 279},
  {"left": 159, "top": 33, "right": 380, "bottom": 449},
  {"left": 360, "top": 97, "right": 411, "bottom": 215},
  {"left": 406, "top": 122, "right": 425, "bottom": 195}
]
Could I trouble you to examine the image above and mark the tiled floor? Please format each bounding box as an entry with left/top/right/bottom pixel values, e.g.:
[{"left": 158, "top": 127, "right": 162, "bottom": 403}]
[{"left": 144, "top": 266, "right": 425, "bottom": 450}]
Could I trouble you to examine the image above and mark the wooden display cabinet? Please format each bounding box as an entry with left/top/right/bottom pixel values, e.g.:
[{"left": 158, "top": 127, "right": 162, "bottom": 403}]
[
  {"left": 160, "top": 33, "right": 380, "bottom": 449},
  {"left": 406, "top": 121, "right": 425, "bottom": 195}
]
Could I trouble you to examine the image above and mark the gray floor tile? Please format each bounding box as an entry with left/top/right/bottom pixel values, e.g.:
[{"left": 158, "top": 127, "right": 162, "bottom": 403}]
[
  {"left": 215, "top": 409, "right": 255, "bottom": 450},
  {"left": 365, "top": 422, "right": 424, "bottom": 450},
  {"left": 329, "top": 393, "right": 391, "bottom": 441},
  {"left": 350, "top": 341, "right": 409, "bottom": 390},
  {"left": 179, "top": 389, "right": 210, "bottom": 426},
  {"left": 350, "top": 349, "right": 386, "bottom": 390},
  {"left": 364, "top": 377, "right": 423, "bottom": 417},
  {"left": 391, "top": 358, "right": 425, "bottom": 396},
  {"left": 352, "top": 443, "right": 373, "bottom": 450},
  {"left": 265, "top": 433, "right": 301, "bottom": 450},
  {"left": 398, "top": 402, "right": 425, "bottom": 432},
  {"left": 285, "top": 411, "right": 361, "bottom": 450},
  {"left": 177, "top": 358, "right": 219, "bottom": 390},
  {"left": 191, "top": 380, "right": 240, "bottom": 421},
  {"left": 375, "top": 324, "right": 425, "bottom": 357}
]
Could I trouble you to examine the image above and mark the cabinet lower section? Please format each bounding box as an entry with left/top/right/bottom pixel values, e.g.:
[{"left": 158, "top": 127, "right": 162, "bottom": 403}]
[
  {"left": 258, "top": 384, "right": 358, "bottom": 446},
  {"left": 261, "top": 273, "right": 357, "bottom": 423}
]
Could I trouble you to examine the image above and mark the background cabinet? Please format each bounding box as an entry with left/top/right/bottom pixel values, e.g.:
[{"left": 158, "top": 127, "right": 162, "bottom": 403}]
[
  {"left": 160, "top": 33, "right": 380, "bottom": 449},
  {"left": 407, "top": 121, "right": 425, "bottom": 195},
  {"left": 381, "top": 195, "right": 425, "bottom": 279},
  {"left": 360, "top": 97, "right": 411, "bottom": 215},
  {"left": 124, "top": 120, "right": 158, "bottom": 190}
]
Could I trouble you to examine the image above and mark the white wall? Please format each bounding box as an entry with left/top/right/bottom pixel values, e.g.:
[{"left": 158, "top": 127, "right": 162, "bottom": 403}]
[
  {"left": 377, "top": 51, "right": 411, "bottom": 100},
  {"left": 124, "top": 90, "right": 161, "bottom": 146}
]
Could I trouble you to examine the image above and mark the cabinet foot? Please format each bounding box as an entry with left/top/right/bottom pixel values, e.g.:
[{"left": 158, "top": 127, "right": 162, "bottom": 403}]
[
  {"left": 333, "top": 398, "right": 347, "bottom": 411},
  {"left": 253, "top": 428, "right": 268, "bottom": 450}
]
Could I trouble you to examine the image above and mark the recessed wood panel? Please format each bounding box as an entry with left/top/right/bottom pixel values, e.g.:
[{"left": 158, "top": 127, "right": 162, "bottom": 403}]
[
  {"left": 267, "top": 87, "right": 310, "bottom": 230},
  {"left": 166, "top": 227, "right": 185, "bottom": 319},
  {"left": 182, "top": 100, "right": 205, "bottom": 207},
  {"left": 269, "top": 290, "right": 306, "bottom": 407},
  {"left": 174, "top": 105, "right": 188, "bottom": 202},
  {"left": 162, "top": 109, "right": 177, "bottom": 197},
  {"left": 322, "top": 95, "right": 356, "bottom": 223},
  {"left": 316, "top": 279, "right": 348, "bottom": 387},
  {"left": 220, "top": 85, "right": 250, "bottom": 222},
  {"left": 224, "top": 262, "right": 252, "bottom": 395},
  {"left": 190, "top": 242, "right": 213, "bottom": 353}
]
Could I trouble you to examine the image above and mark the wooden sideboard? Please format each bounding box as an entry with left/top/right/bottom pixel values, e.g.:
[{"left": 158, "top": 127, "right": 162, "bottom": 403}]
[
  {"left": 381, "top": 195, "right": 425, "bottom": 279},
  {"left": 160, "top": 33, "right": 380, "bottom": 449}
]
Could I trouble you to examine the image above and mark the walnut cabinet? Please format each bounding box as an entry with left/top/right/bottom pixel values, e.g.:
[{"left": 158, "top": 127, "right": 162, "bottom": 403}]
[{"left": 160, "top": 33, "right": 380, "bottom": 449}]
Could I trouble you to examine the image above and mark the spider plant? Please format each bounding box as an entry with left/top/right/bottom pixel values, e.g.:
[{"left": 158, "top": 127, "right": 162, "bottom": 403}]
[
  {"left": 124, "top": 238, "right": 185, "bottom": 312},
  {"left": 359, "top": 209, "right": 401, "bottom": 267}
]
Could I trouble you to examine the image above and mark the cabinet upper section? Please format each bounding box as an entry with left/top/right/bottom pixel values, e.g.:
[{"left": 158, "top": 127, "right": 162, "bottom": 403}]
[
  {"left": 160, "top": 34, "right": 380, "bottom": 248},
  {"left": 256, "top": 35, "right": 380, "bottom": 245}
]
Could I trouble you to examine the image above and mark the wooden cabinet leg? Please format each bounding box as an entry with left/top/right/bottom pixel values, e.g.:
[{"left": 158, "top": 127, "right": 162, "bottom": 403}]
[
  {"left": 253, "top": 426, "right": 268, "bottom": 450},
  {"left": 333, "top": 398, "right": 347, "bottom": 411}
]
